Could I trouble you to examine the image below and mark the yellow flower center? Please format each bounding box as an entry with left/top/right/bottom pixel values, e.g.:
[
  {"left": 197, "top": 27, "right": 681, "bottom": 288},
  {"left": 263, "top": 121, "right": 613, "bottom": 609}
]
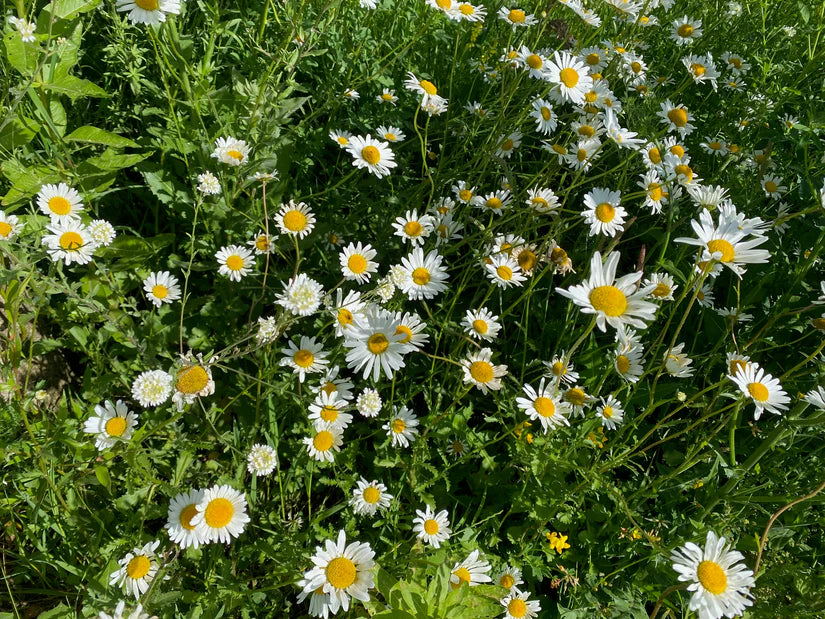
[
  {"left": 322, "top": 382, "right": 337, "bottom": 395},
  {"left": 367, "top": 333, "right": 389, "bottom": 355},
  {"left": 255, "top": 236, "right": 270, "bottom": 252},
  {"left": 459, "top": 189, "right": 473, "bottom": 202},
  {"left": 381, "top": 93, "right": 394, "bottom": 101},
  {"left": 603, "top": 406, "right": 614, "bottom": 419},
  {"left": 59, "top": 231, "right": 83, "bottom": 251},
  {"left": 361, "top": 146, "right": 381, "bottom": 165},
  {"left": 674, "top": 164, "right": 694, "bottom": 182},
  {"left": 496, "top": 265, "right": 513, "bottom": 281},
  {"left": 508, "top": 599, "right": 528, "bottom": 618},
  {"left": 708, "top": 141, "right": 723, "bottom": 150},
  {"left": 500, "top": 139, "right": 514, "bottom": 152},
  {"left": 412, "top": 267, "right": 431, "bottom": 286},
  {"left": 204, "top": 497, "right": 234, "bottom": 529},
  {"left": 534, "top": 397, "right": 555, "bottom": 417},
  {"left": 667, "top": 108, "right": 688, "bottom": 127},
  {"left": 595, "top": 203, "right": 616, "bottom": 223},
  {"left": 226, "top": 255, "right": 244, "bottom": 271},
  {"left": 590, "top": 285, "right": 627, "bottom": 316},
  {"left": 126, "top": 555, "right": 151, "bottom": 580},
  {"left": 424, "top": 519, "right": 439, "bottom": 535},
  {"left": 729, "top": 359, "right": 747, "bottom": 375},
  {"left": 294, "top": 349, "right": 314, "bottom": 368},
  {"left": 707, "top": 239, "right": 735, "bottom": 262},
  {"left": 395, "top": 325, "right": 413, "bottom": 343},
  {"left": 508, "top": 9, "right": 525, "bottom": 22},
  {"left": 566, "top": 388, "right": 585, "bottom": 406},
  {"left": 459, "top": 3, "right": 474, "bottom": 14},
  {"left": 551, "top": 144, "right": 567, "bottom": 155},
  {"left": 559, "top": 67, "right": 579, "bottom": 88},
  {"left": 578, "top": 125, "right": 595, "bottom": 138},
  {"left": 696, "top": 560, "right": 728, "bottom": 595},
  {"left": 540, "top": 107, "right": 552, "bottom": 121},
  {"left": 729, "top": 57, "right": 742, "bottom": 69},
  {"left": 532, "top": 197, "right": 548, "bottom": 208},
  {"left": 677, "top": 23, "right": 694, "bottom": 37},
  {"left": 652, "top": 283, "right": 671, "bottom": 298},
  {"left": 812, "top": 317, "right": 825, "bottom": 330},
  {"left": 326, "top": 557, "right": 357, "bottom": 590},
  {"left": 404, "top": 221, "right": 423, "bottom": 237},
  {"left": 392, "top": 418, "right": 406, "bottom": 433},
  {"left": 747, "top": 382, "right": 769, "bottom": 402},
  {"left": 765, "top": 181, "right": 777, "bottom": 193},
  {"left": 577, "top": 149, "right": 587, "bottom": 162},
  {"left": 338, "top": 308, "right": 354, "bottom": 326},
  {"left": 526, "top": 54, "right": 542, "bottom": 69},
  {"left": 420, "top": 80, "right": 437, "bottom": 95},
  {"left": 313, "top": 431, "right": 334, "bottom": 451},
  {"left": 648, "top": 147, "right": 662, "bottom": 164},
  {"left": 363, "top": 486, "right": 381, "bottom": 504},
  {"left": 337, "top": 136, "right": 349, "bottom": 145},
  {"left": 518, "top": 250, "right": 536, "bottom": 271},
  {"left": 648, "top": 183, "right": 663, "bottom": 201},
  {"left": 500, "top": 574, "right": 515, "bottom": 588},
  {"left": 0, "top": 222, "right": 12, "bottom": 237},
  {"left": 105, "top": 416, "right": 127, "bottom": 437},
  {"left": 728, "top": 143, "right": 739, "bottom": 153},
  {"left": 486, "top": 197, "right": 503, "bottom": 210},
  {"left": 283, "top": 210, "right": 307, "bottom": 232},
  {"left": 631, "top": 61, "right": 642, "bottom": 73},
  {"left": 472, "top": 319, "right": 488, "bottom": 334},
  {"left": 436, "top": 0, "right": 452, "bottom": 8},
  {"left": 584, "top": 91, "right": 598, "bottom": 104},
  {"left": 384, "top": 133, "right": 396, "bottom": 141},
  {"left": 321, "top": 405, "right": 339, "bottom": 422},
  {"left": 690, "top": 63, "right": 706, "bottom": 77},
  {"left": 48, "top": 196, "right": 72, "bottom": 216},
  {"left": 469, "top": 360, "right": 494, "bottom": 383},
  {"left": 179, "top": 504, "right": 198, "bottom": 530},
  {"left": 226, "top": 149, "right": 244, "bottom": 161},
  {"left": 616, "top": 355, "right": 630, "bottom": 374},
  {"left": 176, "top": 365, "right": 209, "bottom": 394},
  {"left": 586, "top": 53, "right": 600, "bottom": 65},
  {"left": 348, "top": 254, "right": 368, "bottom": 273}
]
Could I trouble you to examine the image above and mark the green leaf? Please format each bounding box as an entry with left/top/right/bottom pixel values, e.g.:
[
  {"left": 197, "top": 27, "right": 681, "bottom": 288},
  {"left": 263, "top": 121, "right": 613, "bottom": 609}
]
[
  {"left": 65, "top": 126, "right": 138, "bottom": 148},
  {"left": 82, "top": 149, "right": 150, "bottom": 171},
  {"left": 41, "top": 75, "right": 107, "bottom": 100},
  {"left": 50, "top": 0, "right": 103, "bottom": 20},
  {"left": 49, "top": 100, "right": 67, "bottom": 137},
  {"left": 94, "top": 464, "right": 111, "bottom": 493},
  {"left": 4, "top": 31, "right": 39, "bottom": 76},
  {"left": 0, "top": 115, "right": 41, "bottom": 151},
  {"left": 371, "top": 612, "right": 416, "bottom": 619},
  {"left": 36, "top": 603, "right": 74, "bottom": 619},
  {"left": 1, "top": 159, "right": 60, "bottom": 205}
]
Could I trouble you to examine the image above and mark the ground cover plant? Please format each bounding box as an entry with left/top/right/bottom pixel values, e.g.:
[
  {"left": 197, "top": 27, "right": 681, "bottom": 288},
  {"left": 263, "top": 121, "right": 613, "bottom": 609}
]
[{"left": 2, "top": 0, "right": 825, "bottom": 617}]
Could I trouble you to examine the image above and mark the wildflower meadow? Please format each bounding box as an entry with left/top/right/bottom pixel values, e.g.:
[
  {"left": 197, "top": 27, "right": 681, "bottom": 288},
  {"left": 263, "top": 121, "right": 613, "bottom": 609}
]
[{"left": 3, "top": 0, "right": 825, "bottom": 617}]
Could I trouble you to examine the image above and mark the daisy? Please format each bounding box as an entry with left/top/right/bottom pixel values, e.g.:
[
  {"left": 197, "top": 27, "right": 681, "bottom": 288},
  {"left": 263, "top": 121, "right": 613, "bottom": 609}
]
[
  {"left": 98, "top": 601, "right": 155, "bottom": 619},
  {"left": 556, "top": 251, "right": 658, "bottom": 332},
  {"left": 701, "top": 137, "right": 729, "bottom": 157},
  {"left": 328, "top": 289, "right": 365, "bottom": 338},
  {"left": 131, "top": 369, "right": 173, "bottom": 407},
  {"left": 445, "top": 437, "right": 469, "bottom": 458},
  {"left": 543, "top": 353, "right": 579, "bottom": 385},
  {"left": 501, "top": 588, "right": 541, "bottom": 619},
  {"left": 376, "top": 88, "right": 398, "bottom": 105},
  {"left": 308, "top": 391, "right": 353, "bottom": 430},
  {"left": 338, "top": 242, "right": 378, "bottom": 284},
  {"left": 664, "top": 343, "right": 695, "bottom": 378},
  {"left": 658, "top": 100, "right": 695, "bottom": 137},
  {"left": 376, "top": 125, "right": 406, "bottom": 143},
  {"left": 615, "top": 342, "right": 644, "bottom": 383},
  {"left": 350, "top": 478, "right": 393, "bottom": 517},
  {"left": 191, "top": 485, "right": 250, "bottom": 544},
  {"left": 299, "top": 530, "right": 375, "bottom": 615},
  {"left": 496, "top": 566, "right": 523, "bottom": 589},
  {"left": 42, "top": 220, "right": 97, "bottom": 265},
  {"left": 143, "top": 271, "right": 181, "bottom": 308},
  {"left": 597, "top": 395, "right": 624, "bottom": 430},
  {"left": 280, "top": 336, "right": 329, "bottom": 383},
  {"left": 86, "top": 220, "right": 115, "bottom": 247},
  {"left": 343, "top": 306, "right": 411, "bottom": 381},
  {"left": 761, "top": 173, "right": 786, "bottom": 198},
  {"left": 563, "top": 138, "right": 602, "bottom": 172},
  {"left": 603, "top": 108, "right": 643, "bottom": 150},
  {"left": 398, "top": 248, "right": 449, "bottom": 300},
  {"left": 330, "top": 130, "right": 353, "bottom": 148},
  {"left": 210, "top": 136, "right": 250, "bottom": 166},
  {"left": 304, "top": 422, "right": 344, "bottom": 463},
  {"left": 721, "top": 52, "right": 750, "bottom": 74},
  {"left": 295, "top": 582, "right": 331, "bottom": 619},
  {"left": 166, "top": 488, "right": 207, "bottom": 549},
  {"left": 172, "top": 353, "right": 216, "bottom": 410},
  {"left": 638, "top": 171, "right": 671, "bottom": 214},
  {"left": 451, "top": 549, "right": 492, "bottom": 588},
  {"left": 515, "top": 45, "right": 547, "bottom": 79},
  {"left": 83, "top": 400, "right": 138, "bottom": 450},
  {"left": 527, "top": 187, "right": 559, "bottom": 214},
  {"left": 495, "top": 131, "right": 522, "bottom": 159},
  {"left": 216, "top": 245, "right": 255, "bottom": 282},
  {"left": 564, "top": 385, "right": 594, "bottom": 417},
  {"left": 462, "top": 347, "right": 508, "bottom": 394},
  {"left": 475, "top": 189, "right": 512, "bottom": 214},
  {"left": 452, "top": 180, "right": 477, "bottom": 205},
  {"left": 394, "top": 311, "right": 429, "bottom": 351},
  {"left": 247, "top": 443, "right": 278, "bottom": 476},
  {"left": 355, "top": 388, "right": 382, "bottom": 418},
  {"left": 462, "top": 308, "right": 502, "bottom": 342},
  {"left": 116, "top": 0, "right": 181, "bottom": 24},
  {"left": 345, "top": 135, "right": 396, "bottom": 178},
  {"left": 644, "top": 273, "right": 677, "bottom": 301},
  {"left": 582, "top": 187, "right": 626, "bottom": 237},
  {"left": 546, "top": 52, "right": 593, "bottom": 105},
  {"left": 275, "top": 200, "right": 316, "bottom": 238},
  {"left": 0, "top": 211, "right": 22, "bottom": 240},
  {"left": 413, "top": 506, "right": 451, "bottom": 548},
  {"left": 682, "top": 53, "right": 720, "bottom": 89},
  {"left": 276, "top": 273, "right": 324, "bottom": 316},
  {"left": 343, "top": 88, "right": 360, "bottom": 100},
  {"left": 196, "top": 171, "right": 221, "bottom": 195},
  {"left": 803, "top": 386, "right": 825, "bottom": 410},
  {"left": 497, "top": 7, "right": 537, "bottom": 29},
  {"left": 383, "top": 406, "right": 419, "bottom": 448},
  {"left": 516, "top": 378, "right": 571, "bottom": 433},
  {"left": 671, "top": 531, "right": 755, "bottom": 619},
  {"left": 456, "top": 2, "right": 486, "bottom": 21},
  {"left": 109, "top": 541, "right": 162, "bottom": 601},
  {"left": 393, "top": 209, "right": 434, "bottom": 246},
  {"left": 248, "top": 231, "right": 274, "bottom": 255},
  {"left": 485, "top": 254, "right": 526, "bottom": 289},
  {"left": 404, "top": 72, "right": 440, "bottom": 103},
  {"left": 730, "top": 362, "right": 789, "bottom": 420},
  {"left": 671, "top": 15, "right": 702, "bottom": 45}
]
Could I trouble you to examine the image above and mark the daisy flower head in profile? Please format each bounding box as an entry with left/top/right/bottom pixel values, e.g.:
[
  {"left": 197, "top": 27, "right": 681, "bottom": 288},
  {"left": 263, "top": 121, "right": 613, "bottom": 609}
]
[
  {"left": 556, "top": 251, "right": 658, "bottom": 332},
  {"left": 343, "top": 88, "right": 360, "bottom": 100},
  {"left": 804, "top": 386, "right": 825, "bottom": 410},
  {"left": 376, "top": 125, "right": 406, "bottom": 143},
  {"left": 547, "top": 52, "right": 593, "bottom": 105},
  {"left": 42, "top": 220, "right": 98, "bottom": 266},
  {"left": 582, "top": 187, "right": 626, "bottom": 237},
  {"left": 109, "top": 540, "right": 161, "bottom": 600},
  {"left": 543, "top": 352, "right": 579, "bottom": 386},
  {"left": 664, "top": 343, "right": 695, "bottom": 378},
  {"left": 116, "top": 0, "right": 181, "bottom": 24},
  {"left": 462, "top": 308, "right": 502, "bottom": 342},
  {"left": 299, "top": 530, "right": 375, "bottom": 615},
  {"left": 37, "top": 183, "right": 83, "bottom": 222},
  {"left": 191, "top": 484, "right": 250, "bottom": 544},
  {"left": 462, "top": 347, "right": 508, "bottom": 394},
  {"left": 501, "top": 587, "right": 541, "bottom": 619},
  {"left": 343, "top": 305, "right": 412, "bottom": 381},
  {"left": 393, "top": 311, "right": 429, "bottom": 351},
  {"left": 644, "top": 272, "right": 677, "bottom": 301},
  {"left": 729, "top": 362, "right": 789, "bottom": 420},
  {"left": 328, "top": 288, "right": 365, "bottom": 337},
  {"left": 276, "top": 273, "right": 324, "bottom": 316},
  {"left": 497, "top": 6, "right": 537, "bottom": 29},
  {"left": 345, "top": 135, "right": 397, "bottom": 178},
  {"left": 350, "top": 478, "right": 393, "bottom": 517},
  {"left": 516, "top": 378, "right": 571, "bottom": 433},
  {"left": 527, "top": 187, "right": 560, "bottom": 214},
  {"left": 398, "top": 248, "right": 449, "bottom": 301},
  {"left": 450, "top": 549, "right": 492, "bottom": 588},
  {"left": 383, "top": 406, "right": 420, "bottom": 448},
  {"left": 131, "top": 369, "right": 173, "bottom": 407},
  {"left": 614, "top": 340, "right": 644, "bottom": 383},
  {"left": 404, "top": 72, "right": 440, "bottom": 104},
  {"left": 166, "top": 488, "right": 207, "bottom": 550},
  {"left": 671, "top": 530, "right": 755, "bottom": 619},
  {"left": 246, "top": 443, "right": 278, "bottom": 476},
  {"left": 143, "top": 271, "right": 181, "bottom": 308},
  {"left": 275, "top": 199, "right": 316, "bottom": 238},
  {"left": 413, "top": 505, "right": 451, "bottom": 548},
  {"left": 280, "top": 335, "right": 329, "bottom": 383},
  {"left": 0, "top": 210, "right": 23, "bottom": 240},
  {"left": 495, "top": 131, "right": 522, "bottom": 159},
  {"left": 456, "top": 1, "right": 486, "bottom": 21},
  {"left": 83, "top": 400, "right": 138, "bottom": 450},
  {"left": 215, "top": 245, "right": 255, "bottom": 282},
  {"left": 210, "top": 136, "right": 250, "bottom": 166},
  {"left": 330, "top": 130, "right": 353, "bottom": 148},
  {"left": 314, "top": 365, "right": 355, "bottom": 402}
]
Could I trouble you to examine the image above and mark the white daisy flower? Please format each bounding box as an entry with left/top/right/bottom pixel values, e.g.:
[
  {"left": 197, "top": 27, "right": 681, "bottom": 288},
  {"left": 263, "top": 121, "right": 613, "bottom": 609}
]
[
  {"left": 98, "top": 601, "right": 156, "bottom": 619},
  {"left": 485, "top": 254, "right": 526, "bottom": 289},
  {"left": 644, "top": 273, "right": 677, "bottom": 301},
  {"left": 330, "top": 130, "right": 353, "bottom": 148},
  {"left": 597, "top": 395, "right": 624, "bottom": 430},
  {"left": 543, "top": 352, "right": 580, "bottom": 386},
  {"left": 215, "top": 245, "right": 255, "bottom": 282},
  {"left": 615, "top": 342, "right": 644, "bottom": 383},
  {"left": 42, "top": 220, "right": 97, "bottom": 265},
  {"left": 526, "top": 187, "right": 560, "bottom": 214},
  {"left": 450, "top": 549, "right": 492, "bottom": 587},
  {"left": 377, "top": 88, "right": 398, "bottom": 105},
  {"left": 109, "top": 540, "right": 161, "bottom": 600},
  {"left": 172, "top": 353, "right": 216, "bottom": 411},
  {"left": 210, "top": 136, "right": 250, "bottom": 166},
  {"left": 345, "top": 135, "right": 397, "bottom": 178},
  {"left": 495, "top": 131, "right": 522, "bottom": 159},
  {"left": 197, "top": 171, "right": 221, "bottom": 195},
  {"left": 314, "top": 366, "right": 355, "bottom": 401},
  {"left": 308, "top": 390, "right": 353, "bottom": 430},
  {"left": 327, "top": 289, "right": 365, "bottom": 337},
  {"left": 116, "top": 0, "right": 181, "bottom": 25},
  {"left": 582, "top": 187, "right": 626, "bottom": 237},
  {"left": 393, "top": 209, "right": 435, "bottom": 246},
  {"left": 247, "top": 443, "right": 278, "bottom": 476},
  {"left": 452, "top": 180, "right": 477, "bottom": 205},
  {"left": 729, "top": 362, "right": 789, "bottom": 420},
  {"left": 165, "top": 488, "right": 207, "bottom": 549},
  {"left": 664, "top": 343, "right": 695, "bottom": 378},
  {"left": 546, "top": 52, "right": 593, "bottom": 105},
  {"left": 398, "top": 248, "right": 449, "bottom": 300},
  {"left": 495, "top": 566, "right": 523, "bottom": 589},
  {"left": 475, "top": 189, "right": 512, "bottom": 215},
  {"left": 497, "top": 6, "right": 537, "bottom": 29},
  {"left": 143, "top": 271, "right": 181, "bottom": 308},
  {"left": 461, "top": 347, "right": 508, "bottom": 394},
  {"left": 88, "top": 219, "right": 116, "bottom": 246},
  {"left": 803, "top": 386, "right": 825, "bottom": 410},
  {"left": 83, "top": 400, "right": 138, "bottom": 450},
  {"left": 412, "top": 505, "right": 451, "bottom": 548},
  {"left": 304, "top": 422, "right": 344, "bottom": 462},
  {"left": 343, "top": 305, "right": 412, "bottom": 381},
  {"left": 516, "top": 378, "right": 571, "bottom": 433},
  {"left": 394, "top": 311, "right": 429, "bottom": 351},
  {"left": 501, "top": 587, "right": 541, "bottom": 619},
  {"left": 191, "top": 485, "right": 250, "bottom": 544},
  {"left": 383, "top": 406, "right": 419, "bottom": 448},
  {"left": 276, "top": 273, "right": 324, "bottom": 316},
  {"left": 350, "top": 478, "right": 393, "bottom": 517},
  {"left": 279, "top": 336, "right": 329, "bottom": 383},
  {"left": 356, "top": 388, "right": 382, "bottom": 418},
  {"left": 462, "top": 308, "right": 502, "bottom": 342},
  {"left": 275, "top": 200, "right": 316, "bottom": 238},
  {"left": 376, "top": 125, "right": 406, "bottom": 143},
  {"left": 0, "top": 210, "right": 23, "bottom": 240},
  {"left": 131, "top": 369, "right": 173, "bottom": 407},
  {"left": 658, "top": 100, "right": 695, "bottom": 137},
  {"left": 404, "top": 72, "right": 440, "bottom": 103},
  {"left": 671, "top": 15, "right": 703, "bottom": 45}
]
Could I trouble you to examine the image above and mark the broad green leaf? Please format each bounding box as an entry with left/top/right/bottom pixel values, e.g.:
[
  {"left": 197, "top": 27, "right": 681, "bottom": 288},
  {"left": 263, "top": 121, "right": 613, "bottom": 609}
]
[
  {"left": 94, "top": 464, "right": 111, "bottom": 492},
  {"left": 51, "top": 0, "right": 103, "bottom": 20},
  {"left": 41, "top": 74, "right": 107, "bottom": 99},
  {"left": 49, "top": 99, "right": 67, "bottom": 137},
  {"left": 65, "top": 126, "right": 138, "bottom": 148},
  {"left": 82, "top": 149, "right": 150, "bottom": 171},
  {"left": 4, "top": 31, "right": 39, "bottom": 76},
  {"left": 0, "top": 159, "right": 60, "bottom": 205},
  {"left": 0, "top": 115, "right": 41, "bottom": 151}
]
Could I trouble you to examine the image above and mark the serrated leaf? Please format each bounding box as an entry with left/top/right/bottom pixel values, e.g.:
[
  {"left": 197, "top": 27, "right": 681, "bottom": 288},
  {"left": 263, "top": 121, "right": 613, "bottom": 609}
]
[{"left": 65, "top": 126, "right": 138, "bottom": 148}]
